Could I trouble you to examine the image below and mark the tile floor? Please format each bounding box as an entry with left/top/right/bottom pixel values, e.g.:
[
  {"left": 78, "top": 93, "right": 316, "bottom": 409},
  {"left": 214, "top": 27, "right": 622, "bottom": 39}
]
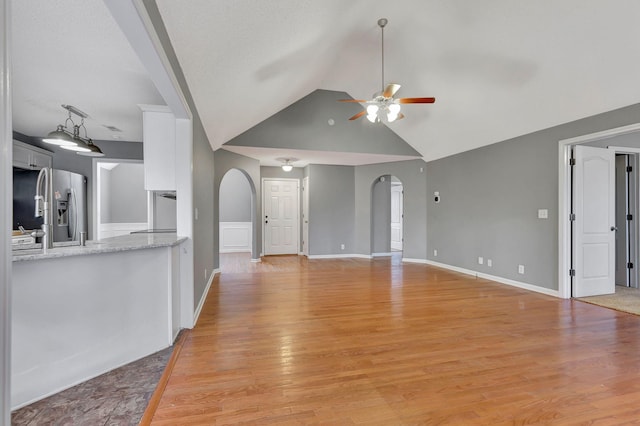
[{"left": 11, "top": 345, "right": 173, "bottom": 425}]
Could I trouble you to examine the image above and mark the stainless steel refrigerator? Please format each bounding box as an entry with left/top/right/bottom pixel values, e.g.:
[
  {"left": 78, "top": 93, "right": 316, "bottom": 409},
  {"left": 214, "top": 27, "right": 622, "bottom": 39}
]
[{"left": 13, "top": 168, "right": 88, "bottom": 242}]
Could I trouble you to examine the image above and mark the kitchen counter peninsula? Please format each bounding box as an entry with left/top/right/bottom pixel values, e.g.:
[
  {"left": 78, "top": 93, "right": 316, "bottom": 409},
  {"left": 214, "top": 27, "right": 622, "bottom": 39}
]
[
  {"left": 12, "top": 233, "right": 186, "bottom": 262},
  {"left": 11, "top": 232, "right": 186, "bottom": 409}
]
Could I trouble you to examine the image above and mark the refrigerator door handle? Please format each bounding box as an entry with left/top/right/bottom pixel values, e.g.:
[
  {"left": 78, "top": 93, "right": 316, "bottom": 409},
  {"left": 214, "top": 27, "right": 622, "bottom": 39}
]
[{"left": 69, "top": 188, "right": 79, "bottom": 241}]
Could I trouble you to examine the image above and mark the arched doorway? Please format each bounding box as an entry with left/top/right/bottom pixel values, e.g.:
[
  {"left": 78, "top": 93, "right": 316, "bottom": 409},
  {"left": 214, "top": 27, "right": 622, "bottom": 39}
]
[
  {"left": 371, "top": 175, "right": 403, "bottom": 257},
  {"left": 218, "top": 168, "right": 258, "bottom": 271}
]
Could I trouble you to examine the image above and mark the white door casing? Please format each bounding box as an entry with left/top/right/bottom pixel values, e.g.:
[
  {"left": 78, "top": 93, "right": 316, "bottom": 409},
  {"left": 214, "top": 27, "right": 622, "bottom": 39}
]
[
  {"left": 573, "top": 145, "right": 616, "bottom": 297},
  {"left": 263, "top": 179, "right": 299, "bottom": 255},
  {"left": 302, "top": 176, "right": 309, "bottom": 256},
  {"left": 390, "top": 184, "right": 403, "bottom": 251}
]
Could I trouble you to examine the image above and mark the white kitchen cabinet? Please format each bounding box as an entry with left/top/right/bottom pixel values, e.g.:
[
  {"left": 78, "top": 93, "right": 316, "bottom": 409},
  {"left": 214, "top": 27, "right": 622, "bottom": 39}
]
[
  {"left": 13, "top": 140, "right": 52, "bottom": 170},
  {"left": 140, "top": 105, "right": 176, "bottom": 191}
]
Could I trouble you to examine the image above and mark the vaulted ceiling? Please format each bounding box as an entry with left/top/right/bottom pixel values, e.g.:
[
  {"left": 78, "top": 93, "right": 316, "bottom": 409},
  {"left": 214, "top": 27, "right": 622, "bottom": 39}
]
[{"left": 11, "top": 1, "right": 640, "bottom": 164}]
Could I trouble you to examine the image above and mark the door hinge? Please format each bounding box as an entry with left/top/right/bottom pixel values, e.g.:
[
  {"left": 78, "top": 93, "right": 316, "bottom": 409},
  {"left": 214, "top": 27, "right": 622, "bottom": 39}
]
[
  {"left": 569, "top": 213, "right": 576, "bottom": 221},
  {"left": 569, "top": 269, "right": 576, "bottom": 276},
  {"left": 627, "top": 166, "right": 633, "bottom": 173},
  {"left": 569, "top": 158, "right": 576, "bottom": 166},
  {"left": 628, "top": 262, "right": 634, "bottom": 269},
  {"left": 628, "top": 214, "right": 633, "bottom": 221}
]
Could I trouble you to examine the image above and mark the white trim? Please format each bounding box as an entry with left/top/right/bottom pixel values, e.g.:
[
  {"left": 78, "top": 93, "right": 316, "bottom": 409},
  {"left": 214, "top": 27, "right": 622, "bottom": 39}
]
[
  {"left": 250, "top": 258, "right": 261, "bottom": 263},
  {"left": 193, "top": 268, "right": 218, "bottom": 326},
  {"left": 1, "top": 0, "right": 11, "bottom": 421},
  {"left": 558, "top": 122, "right": 640, "bottom": 300},
  {"left": 608, "top": 146, "right": 640, "bottom": 154},
  {"left": 307, "top": 254, "right": 373, "bottom": 259},
  {"left": 402, "top": 258, "right": 429, "bottom": 264},
  {"left": 425, "top": 260, "right": 560, "bottom": 298},
  {"left": 372, "top": 252, "right": 393, "bottom": 257}
]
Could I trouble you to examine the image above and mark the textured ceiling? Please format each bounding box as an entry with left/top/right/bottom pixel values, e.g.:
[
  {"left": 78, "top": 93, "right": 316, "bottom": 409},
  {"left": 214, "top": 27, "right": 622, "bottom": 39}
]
[
  {"left": 11, "top": 0, "right": 164, "bottom": 143},
  {"left": 156, "top": 0, "right": 640, "bottom": 162},
  {"left": 11, "top": 1, "right": 640, "bottom": 165}
]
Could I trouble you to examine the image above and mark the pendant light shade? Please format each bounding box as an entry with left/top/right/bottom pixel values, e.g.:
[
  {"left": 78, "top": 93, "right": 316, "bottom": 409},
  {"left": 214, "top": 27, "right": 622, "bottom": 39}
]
[
  {"left": 43, "top": 105, "right": 105, "bottom": 156},
  {"left": 77, "top": 139, "right": 105, "bottom": 157},
  {"left": 43, "top": 125, "right": 76, "bottom": 146}
]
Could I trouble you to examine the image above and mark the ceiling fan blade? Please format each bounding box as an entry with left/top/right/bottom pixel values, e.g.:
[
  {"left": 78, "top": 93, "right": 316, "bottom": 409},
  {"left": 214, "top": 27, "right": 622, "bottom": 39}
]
[
  {"left": 382, "top": 83, "right": 401, "bottom": 98},
  {"left": 396, "top": 113, "right": 405, "bottom": 120},
  {"left": 349, "top": 110, "right": 367, "bottom": 121},
  {"left": 338, "top": 99, "right": 369, "bottom": 103},
  {"left": 397, "top": 97, "right": 436, "bottom": 104}
]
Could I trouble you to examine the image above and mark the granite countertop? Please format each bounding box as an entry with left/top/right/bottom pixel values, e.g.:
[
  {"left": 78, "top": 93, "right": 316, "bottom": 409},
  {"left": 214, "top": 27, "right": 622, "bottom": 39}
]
[{"left": 12, "top": 233, "right": 187, "bottom": 262}]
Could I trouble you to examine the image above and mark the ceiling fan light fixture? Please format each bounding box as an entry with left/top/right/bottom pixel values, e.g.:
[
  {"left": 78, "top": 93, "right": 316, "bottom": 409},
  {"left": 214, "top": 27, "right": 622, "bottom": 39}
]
[
  {"left": 367, "top": 114, "right": 378, "bottom": 123},
  {"left": 366, "top": 104, "right": 379, "bottom": 115}
]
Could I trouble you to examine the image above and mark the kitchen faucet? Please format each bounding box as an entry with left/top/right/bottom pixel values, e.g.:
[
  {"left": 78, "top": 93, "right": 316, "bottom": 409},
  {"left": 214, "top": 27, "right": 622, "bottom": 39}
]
[{"left": 33, "top": 167, "right": 53, "bottom": 252}]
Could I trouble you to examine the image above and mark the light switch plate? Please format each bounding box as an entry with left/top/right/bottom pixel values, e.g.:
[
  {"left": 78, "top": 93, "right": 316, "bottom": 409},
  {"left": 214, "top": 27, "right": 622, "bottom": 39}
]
[{"left": 538, "top": 209, "right": 548, "bottom": 219}]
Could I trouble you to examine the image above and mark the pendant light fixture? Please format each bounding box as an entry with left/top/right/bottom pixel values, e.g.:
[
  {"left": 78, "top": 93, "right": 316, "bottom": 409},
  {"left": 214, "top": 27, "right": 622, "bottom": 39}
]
[
  {"left": 42, "top": 105, "right": 105, "bottom": 157},
  {"left": 279, "top": 158, "right": 297, "bottom": 172}
]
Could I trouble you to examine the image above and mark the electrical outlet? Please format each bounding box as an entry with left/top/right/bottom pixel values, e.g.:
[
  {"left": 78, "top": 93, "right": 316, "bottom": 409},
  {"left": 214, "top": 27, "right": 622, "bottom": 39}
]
[
  {"left": 340, "top": 243, "right": 345, "bottom": 250},
  {"left": 487, "top": 259, "right": 493, "bottom": 267},
  {"left": 204, "top": 268, "right": 207, "bottom": 279},
  {"left": 195, "top": 207, "right": 199, "bottom": 220},
  {"left": 433, "top": 249, "right": 438, "bottom": 257},
  {"left": 518, "top": 265, "right": 525, "bottom": 274},
  {"left": 478, "top": 256, "right": 484, "bottom": 265}
]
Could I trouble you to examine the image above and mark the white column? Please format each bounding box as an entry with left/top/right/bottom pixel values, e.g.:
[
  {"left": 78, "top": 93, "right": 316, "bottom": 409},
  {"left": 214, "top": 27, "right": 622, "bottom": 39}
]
[{"left": 0, "top": 0, "right": 12, "bottom": 423}]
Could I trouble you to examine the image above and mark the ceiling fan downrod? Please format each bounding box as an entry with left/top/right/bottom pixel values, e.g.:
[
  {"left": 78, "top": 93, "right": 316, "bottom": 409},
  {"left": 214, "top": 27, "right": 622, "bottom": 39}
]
[{"left": 378, "top": 18, "right": 387, "bottom": 94}]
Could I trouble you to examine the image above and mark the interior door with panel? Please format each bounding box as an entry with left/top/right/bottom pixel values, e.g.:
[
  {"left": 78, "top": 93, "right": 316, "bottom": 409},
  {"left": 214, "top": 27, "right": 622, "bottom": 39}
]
[
  {"left": 263, "top": 179, "right": 299, "bottom": 255},
  {"left": 573, "top": 145, "right": 616, "bottom": 297},
  {"left": 390, "top": 184, "right": 403, "bottom": 251}
]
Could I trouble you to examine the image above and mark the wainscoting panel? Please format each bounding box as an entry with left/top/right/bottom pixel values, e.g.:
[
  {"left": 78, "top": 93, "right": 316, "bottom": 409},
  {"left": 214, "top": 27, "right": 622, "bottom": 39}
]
[
  {"left": 99, "top": 222, "right": 147, "bottom": 239},
  {"left": 220, "top": 222, "right": 252, "bottom": 253}
]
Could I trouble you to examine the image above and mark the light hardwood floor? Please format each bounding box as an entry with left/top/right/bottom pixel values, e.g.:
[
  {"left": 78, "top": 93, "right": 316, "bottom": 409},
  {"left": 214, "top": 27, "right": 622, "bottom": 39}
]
[{"left": 149, "top": 253, "right": 640, "bottom": 424}]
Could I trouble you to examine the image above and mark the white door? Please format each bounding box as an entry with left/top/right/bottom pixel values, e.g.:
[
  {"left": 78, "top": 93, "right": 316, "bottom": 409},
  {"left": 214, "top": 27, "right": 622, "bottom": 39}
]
[
  {"left": 390, "top": 184, "right": 403, "bottom": 251},
  {"left": 263, "top": 179, "right": 299, "bottom": 255},
  {"left": 302, "top": 176, "right": 309, "bottom": 257},
  {"left": 573, "top": 145, "right": 616, "bottom": 297}
]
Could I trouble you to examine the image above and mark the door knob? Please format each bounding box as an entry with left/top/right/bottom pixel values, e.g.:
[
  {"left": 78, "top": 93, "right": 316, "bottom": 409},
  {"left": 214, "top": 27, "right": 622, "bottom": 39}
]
[{"left": 611, "top": 226, "right": 617, "bottom": 231}]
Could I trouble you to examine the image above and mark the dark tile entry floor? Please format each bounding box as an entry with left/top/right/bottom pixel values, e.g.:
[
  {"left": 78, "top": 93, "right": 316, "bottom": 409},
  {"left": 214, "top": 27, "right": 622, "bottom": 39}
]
[{"left": 12, "top": 345, "right": 173, "bottom": 425}]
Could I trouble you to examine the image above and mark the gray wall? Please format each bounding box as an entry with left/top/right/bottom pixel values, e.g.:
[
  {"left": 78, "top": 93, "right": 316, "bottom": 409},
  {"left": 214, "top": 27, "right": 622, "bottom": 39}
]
[
  {"left": 108, "top": 163, "right": 146, "bottom": 223},
  {"left": 219, "top": 168, "right": 252, "bottom": 222},
  {"left": 214, "top": 149, "right": 261, "bottom": 263},
  {"left": 426, "top": 102, "right": 640, "bottom": 291},
  {"left": 355, "top": 159, "right": 428, "bottom": 260},
  {"left": 225, "top": 89, "right": 421, "bottom": 157},
  {"left": 307, "top": 164, "right": 355, "bottom": 255},
  {"left": 371, "top": 176, "right": 391, "bottom": 254}
]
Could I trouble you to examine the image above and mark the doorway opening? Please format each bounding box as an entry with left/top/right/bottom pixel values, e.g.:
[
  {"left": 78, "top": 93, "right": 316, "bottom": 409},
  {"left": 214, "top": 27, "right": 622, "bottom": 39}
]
[
  {"left": 219, "top": 168, "right": 258, "bottom": 271},
  {"left": 371, "top": 175, "right": 403, "bottom": 258},
  {"left": 558, "top": 124, "right": 640, "bottom": 299},
  {"left": 93, "top": 159, "right": 148, "bottom": 240}
]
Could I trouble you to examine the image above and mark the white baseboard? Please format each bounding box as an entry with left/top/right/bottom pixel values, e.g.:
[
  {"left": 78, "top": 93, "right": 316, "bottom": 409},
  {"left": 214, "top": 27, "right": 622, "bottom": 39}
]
[
  {"left": 423, "top": 259, "right": 560, "bottom": 298},
  {"left": 308, "top": 253, "right": 373, "bottom": 260},
  {"left": 250, "top": 258, "right": 261, "bottom": 263},
  {"left": 193, "top": 268, "right": 219, "bottom": 326},
  {"left": 372, "top": 252, "right": 393, "bottom": 257},
  {"left": 402, "top": 258, "right": 429, "bottom": 264}
]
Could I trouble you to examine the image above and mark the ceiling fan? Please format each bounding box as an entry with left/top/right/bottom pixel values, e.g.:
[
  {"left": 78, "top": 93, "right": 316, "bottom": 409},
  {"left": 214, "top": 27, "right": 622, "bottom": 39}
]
[{"left": 339, "top": 18, "right": 435, "bottom": 123}]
